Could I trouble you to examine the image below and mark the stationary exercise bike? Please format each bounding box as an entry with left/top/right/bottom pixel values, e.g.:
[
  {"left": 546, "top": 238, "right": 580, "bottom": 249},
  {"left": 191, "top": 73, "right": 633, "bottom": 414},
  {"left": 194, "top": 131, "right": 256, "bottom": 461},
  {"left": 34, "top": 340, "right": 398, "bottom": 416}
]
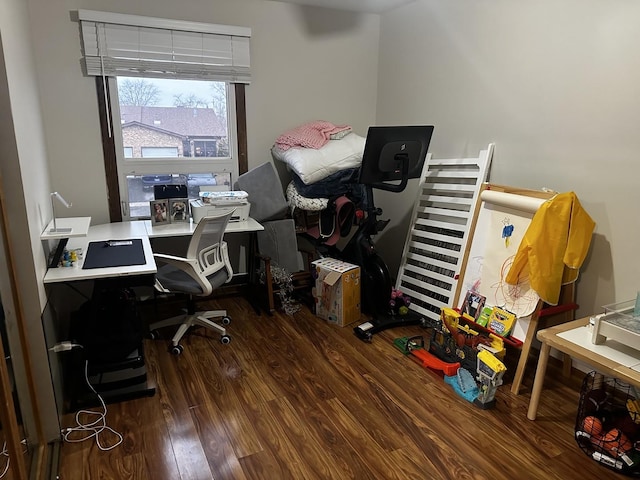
[{"left": 340, "top": 126, "right": 434, "bottom": 341}]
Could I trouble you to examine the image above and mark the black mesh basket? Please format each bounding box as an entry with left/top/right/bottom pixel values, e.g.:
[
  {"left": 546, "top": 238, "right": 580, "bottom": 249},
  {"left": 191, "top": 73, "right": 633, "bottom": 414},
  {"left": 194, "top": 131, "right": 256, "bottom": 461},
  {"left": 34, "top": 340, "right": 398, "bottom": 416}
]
[{"left": 575, "top": 371, "right": 640, "bottom": 476}]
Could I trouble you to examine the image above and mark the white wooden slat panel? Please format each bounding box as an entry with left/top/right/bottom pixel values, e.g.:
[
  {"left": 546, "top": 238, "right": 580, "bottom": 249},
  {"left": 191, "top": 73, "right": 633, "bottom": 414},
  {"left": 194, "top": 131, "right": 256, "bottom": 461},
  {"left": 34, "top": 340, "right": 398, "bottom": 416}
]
[
  {"left": 403, "top": 252, "right": 457, "bottom": 278},
  {"left": 426, "top": 170, "right": 487, "bottom": 179},
  {"left": 417, "top": 195, "right": 474, "bottom": 206},
  {"left": 395, "top": 144, "right": 494, "bottom": 324},
  {"left": 418, "top": 207, "right": 471, "bottom": 219},
  {"left": 422, "top": 183, "right": 478, "bottom": 193},
  {"left": 407, "top": 234, "right": 464, "bottom": 258},
  {"left": 402, "top": 257, "right": 456, "bottom": 279}
]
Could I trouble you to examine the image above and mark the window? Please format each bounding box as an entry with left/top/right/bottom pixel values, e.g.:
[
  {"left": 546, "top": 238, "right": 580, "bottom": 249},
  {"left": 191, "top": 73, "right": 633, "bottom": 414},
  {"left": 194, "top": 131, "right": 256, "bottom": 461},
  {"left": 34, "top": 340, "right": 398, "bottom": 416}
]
[
  {"left": 110, "top": 77, "right": 238, "bottom": 219},
  {"left": 77, "top": 10, "right": 251, "bottom": 221},
  {"left": 126, "top": 172, "right": 232, "bottom": 217}
]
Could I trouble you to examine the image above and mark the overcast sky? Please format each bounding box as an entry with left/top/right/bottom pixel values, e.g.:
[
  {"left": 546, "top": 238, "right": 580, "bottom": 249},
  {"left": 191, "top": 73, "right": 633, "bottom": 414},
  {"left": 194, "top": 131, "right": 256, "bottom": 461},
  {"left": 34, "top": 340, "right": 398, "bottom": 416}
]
[{"left": 122, "top": 77, "right": 220, "bottom": 107}]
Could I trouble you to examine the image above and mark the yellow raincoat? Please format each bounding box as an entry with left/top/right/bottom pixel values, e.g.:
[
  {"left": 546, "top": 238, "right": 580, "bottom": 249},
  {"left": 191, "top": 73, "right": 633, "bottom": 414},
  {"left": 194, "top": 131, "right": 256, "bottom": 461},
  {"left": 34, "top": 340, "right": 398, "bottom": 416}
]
[{"left": 505, "top": 192, "right": 595, "bottom": 305}]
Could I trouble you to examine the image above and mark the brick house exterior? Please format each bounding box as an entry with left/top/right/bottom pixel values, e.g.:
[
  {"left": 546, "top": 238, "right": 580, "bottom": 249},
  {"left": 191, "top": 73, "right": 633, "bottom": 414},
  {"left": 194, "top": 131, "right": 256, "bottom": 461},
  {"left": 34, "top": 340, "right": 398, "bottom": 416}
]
[{"left": 120, "top": 105, "right": 227, "bottom": 157}]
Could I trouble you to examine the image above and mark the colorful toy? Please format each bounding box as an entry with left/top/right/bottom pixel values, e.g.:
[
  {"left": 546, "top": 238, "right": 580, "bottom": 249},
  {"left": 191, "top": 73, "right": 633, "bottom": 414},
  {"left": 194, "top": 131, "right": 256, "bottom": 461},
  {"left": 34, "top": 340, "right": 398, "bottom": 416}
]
[
  {"left": 460, "top": 290, "right": 486, "bottom": 321},
  {"left": 474, "top": 349, "right": 506, "bottom": 409},
  {"left": 389, "top": 288, "right": 411, "bottom": 315},
  {"left": 476, "top": 306, "right": 493, "bottom": 327},
  {"left": 393, "top": 336, "right": 460, "bottom": 376},
  {"left": 444, "top": 368, "right": 479, "bottom": 403},
  {"left": 487, "top": 306, "right": 516, "bottom": 337},
  {"left": 392, "top": 308, "right": 508, "bottom": 410},
  {"left": 431, "top": 308, "right": 498, "bottom": 371}
]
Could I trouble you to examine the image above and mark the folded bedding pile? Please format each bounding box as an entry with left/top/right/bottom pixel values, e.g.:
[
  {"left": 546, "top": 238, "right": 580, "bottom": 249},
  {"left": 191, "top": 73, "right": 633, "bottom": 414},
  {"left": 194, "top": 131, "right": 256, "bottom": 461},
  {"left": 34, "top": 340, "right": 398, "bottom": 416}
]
[
  {"left": 272, "top": 124, "right": 365, "bottom": 186},
  {"left": 274, "top": 120, "right": 353, "bottom": 151},
  {"left": 272, "top": 120, "right": 366, "bottom": 245}
]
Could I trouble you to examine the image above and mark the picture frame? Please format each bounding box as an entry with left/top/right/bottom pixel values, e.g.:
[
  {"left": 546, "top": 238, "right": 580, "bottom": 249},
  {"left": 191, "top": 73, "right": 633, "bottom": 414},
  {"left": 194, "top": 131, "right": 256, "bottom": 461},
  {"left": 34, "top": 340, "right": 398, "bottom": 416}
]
[
  {"left": 150, "top": 199, "right": 170, "bottom": 225},
  {"left": 169, "top": 198, "right": 189, "bottom": 223},
  {"left": 460, "top": 290, "right": 486, "bottom": 321}
]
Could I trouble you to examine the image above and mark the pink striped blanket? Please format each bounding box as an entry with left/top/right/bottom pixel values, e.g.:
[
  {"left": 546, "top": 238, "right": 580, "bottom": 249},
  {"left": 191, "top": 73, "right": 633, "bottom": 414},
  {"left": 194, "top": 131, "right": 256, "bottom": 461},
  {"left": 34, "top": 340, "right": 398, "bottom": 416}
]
[{"left": 275, "top": 121, "right": 352, "bottom": 151}]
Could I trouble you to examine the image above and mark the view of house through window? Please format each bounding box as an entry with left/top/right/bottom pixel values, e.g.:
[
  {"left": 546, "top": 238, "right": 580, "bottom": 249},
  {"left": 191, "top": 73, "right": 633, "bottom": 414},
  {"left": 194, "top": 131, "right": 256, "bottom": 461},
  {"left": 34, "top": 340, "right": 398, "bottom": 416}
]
[{"left": 115, "top": 77, "right": 235, "bottom": 218}]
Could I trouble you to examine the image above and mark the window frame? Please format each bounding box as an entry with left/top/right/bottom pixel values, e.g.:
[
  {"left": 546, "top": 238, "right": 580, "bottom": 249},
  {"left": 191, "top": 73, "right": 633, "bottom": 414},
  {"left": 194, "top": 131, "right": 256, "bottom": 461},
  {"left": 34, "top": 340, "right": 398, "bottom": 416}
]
[{"left": 96, "top": 77, "right": 248, "bottom": 222}]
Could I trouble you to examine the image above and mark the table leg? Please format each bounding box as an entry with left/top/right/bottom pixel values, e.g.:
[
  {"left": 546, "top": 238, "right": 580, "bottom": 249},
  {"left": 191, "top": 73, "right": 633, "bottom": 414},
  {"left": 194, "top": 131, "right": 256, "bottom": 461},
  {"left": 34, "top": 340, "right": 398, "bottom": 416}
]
[{"left": 527, "top": 342, "right": 551, "bottom": 420}]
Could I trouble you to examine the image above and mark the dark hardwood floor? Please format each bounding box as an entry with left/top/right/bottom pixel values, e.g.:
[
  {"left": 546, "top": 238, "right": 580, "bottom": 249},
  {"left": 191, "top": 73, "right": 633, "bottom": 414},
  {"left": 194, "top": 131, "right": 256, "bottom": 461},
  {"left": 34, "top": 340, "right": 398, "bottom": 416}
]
[{"left": 57, "top": 296, "right": 625, "bottom": 479}]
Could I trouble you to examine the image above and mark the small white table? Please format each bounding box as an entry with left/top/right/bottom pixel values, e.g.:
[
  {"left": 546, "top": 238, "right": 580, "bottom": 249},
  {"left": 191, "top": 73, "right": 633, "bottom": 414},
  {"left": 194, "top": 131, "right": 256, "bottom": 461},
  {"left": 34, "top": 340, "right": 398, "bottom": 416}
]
[{"left": 527, "top": 317, "right": 640, "bottom": 420}]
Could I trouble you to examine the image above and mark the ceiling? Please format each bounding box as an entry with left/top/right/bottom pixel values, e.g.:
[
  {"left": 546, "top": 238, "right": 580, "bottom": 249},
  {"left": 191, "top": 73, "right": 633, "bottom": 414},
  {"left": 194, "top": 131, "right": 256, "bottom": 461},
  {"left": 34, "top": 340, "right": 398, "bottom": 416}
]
[{"left": 270, "top": 0, "right": 416, "bottom": 14}]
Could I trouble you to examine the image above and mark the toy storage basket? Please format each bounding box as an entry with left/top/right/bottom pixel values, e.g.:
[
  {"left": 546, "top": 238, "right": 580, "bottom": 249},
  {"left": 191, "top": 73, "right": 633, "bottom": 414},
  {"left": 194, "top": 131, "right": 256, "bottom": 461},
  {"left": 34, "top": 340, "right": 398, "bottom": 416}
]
[{"left": 575, "top": 371, "right": 640, "bottom": 476}]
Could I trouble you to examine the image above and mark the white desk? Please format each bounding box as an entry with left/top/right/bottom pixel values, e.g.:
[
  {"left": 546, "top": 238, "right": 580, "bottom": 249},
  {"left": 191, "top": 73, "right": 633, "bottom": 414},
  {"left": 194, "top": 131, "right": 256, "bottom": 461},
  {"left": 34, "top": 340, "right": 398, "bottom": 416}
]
[
  {"left": 144, "top": 217, "right": 263, "bottom": 238},
  {"left": 43, "top": 221, "right": 156, "bottom": 284},
  {"left": 43, "top": 218, "right": 263, "bottom": 284}
]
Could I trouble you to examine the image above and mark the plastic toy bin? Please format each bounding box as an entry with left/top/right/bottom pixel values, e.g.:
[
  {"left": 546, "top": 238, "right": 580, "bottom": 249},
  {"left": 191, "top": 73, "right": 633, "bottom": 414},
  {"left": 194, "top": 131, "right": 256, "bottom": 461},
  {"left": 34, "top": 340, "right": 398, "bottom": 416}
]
[{"left": 575, "top": 371, "right": 640, "bottom": 476}]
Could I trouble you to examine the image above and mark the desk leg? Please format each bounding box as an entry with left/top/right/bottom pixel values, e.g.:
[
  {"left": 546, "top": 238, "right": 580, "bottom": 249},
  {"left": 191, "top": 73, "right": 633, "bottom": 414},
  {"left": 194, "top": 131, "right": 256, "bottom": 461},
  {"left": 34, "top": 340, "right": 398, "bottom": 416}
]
[
  {"left": 527, "top": 342, "right": 551, "bottom": 421},
  {"left": 247, "top": 232, "right": 262, "bottom": 315}
]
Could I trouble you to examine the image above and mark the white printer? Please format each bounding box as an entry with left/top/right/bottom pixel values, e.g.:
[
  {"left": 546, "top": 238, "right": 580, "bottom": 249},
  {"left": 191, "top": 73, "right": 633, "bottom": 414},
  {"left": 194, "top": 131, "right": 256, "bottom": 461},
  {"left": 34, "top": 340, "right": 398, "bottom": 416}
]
[{"left": 190, "top": 190, "right": 251, "bottom": 223}]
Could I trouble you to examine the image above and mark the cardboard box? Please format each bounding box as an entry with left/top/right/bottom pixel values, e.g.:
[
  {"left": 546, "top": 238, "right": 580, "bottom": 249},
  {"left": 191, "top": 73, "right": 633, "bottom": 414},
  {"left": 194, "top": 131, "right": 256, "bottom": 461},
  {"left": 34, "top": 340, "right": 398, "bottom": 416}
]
[{"left": 312, "top": 258, "right": 361, "bottom": 327}]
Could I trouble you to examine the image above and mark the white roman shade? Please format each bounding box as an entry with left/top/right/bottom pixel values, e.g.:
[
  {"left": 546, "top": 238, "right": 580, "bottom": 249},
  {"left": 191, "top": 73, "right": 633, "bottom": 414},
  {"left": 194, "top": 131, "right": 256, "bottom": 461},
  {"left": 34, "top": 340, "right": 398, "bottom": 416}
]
[{"left": 78, "top": 10, "right": 251, "bottom": 83}]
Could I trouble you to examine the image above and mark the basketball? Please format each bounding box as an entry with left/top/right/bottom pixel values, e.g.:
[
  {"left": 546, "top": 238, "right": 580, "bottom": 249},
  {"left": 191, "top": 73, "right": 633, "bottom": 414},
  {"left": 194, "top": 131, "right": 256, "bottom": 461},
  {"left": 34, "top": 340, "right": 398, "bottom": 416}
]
[
  {"left": 601, "top": 428, "right": 633, "bottom": 457},
  {"left": 582, "top": 416, "right": 603, "bottom": 436}
]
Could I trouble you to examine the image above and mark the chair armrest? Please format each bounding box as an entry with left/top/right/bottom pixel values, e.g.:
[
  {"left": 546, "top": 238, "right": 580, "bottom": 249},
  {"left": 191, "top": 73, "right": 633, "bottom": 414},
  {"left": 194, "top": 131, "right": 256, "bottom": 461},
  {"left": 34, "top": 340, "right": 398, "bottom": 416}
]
[
  {"left": 220, "top": 242, "right": 234, "bottom": 284},
  {"left": 153, "top": 253, "right": 199, "bottom": 270}
]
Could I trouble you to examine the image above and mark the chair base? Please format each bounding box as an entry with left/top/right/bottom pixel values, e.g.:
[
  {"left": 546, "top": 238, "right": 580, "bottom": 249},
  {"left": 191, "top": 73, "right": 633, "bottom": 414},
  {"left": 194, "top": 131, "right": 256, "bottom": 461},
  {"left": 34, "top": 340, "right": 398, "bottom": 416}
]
[{"left": 149, "top": 309, "right": 229, "bottom": 348}]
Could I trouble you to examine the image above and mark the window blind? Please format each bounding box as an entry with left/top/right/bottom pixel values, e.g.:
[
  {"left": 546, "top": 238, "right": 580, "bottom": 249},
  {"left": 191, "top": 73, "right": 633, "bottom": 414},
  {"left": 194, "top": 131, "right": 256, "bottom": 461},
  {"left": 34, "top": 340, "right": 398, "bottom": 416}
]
[{"left": 78, "top": 10, "right": 251, "bottom": 83}]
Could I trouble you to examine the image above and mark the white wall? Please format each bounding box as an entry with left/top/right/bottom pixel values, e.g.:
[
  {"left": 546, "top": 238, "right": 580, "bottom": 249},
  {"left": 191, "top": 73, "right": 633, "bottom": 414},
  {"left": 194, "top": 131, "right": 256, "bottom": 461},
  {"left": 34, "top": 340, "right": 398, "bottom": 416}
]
[
  {"left": 376, "top": 0, "right": 640, "bottom": 318},
  {"left": 24, "top": 0, "right": 636, "bottom": 327},
  {"left": 26, "top": 0, "right": 380, "bottom": 225},
  {"left": 1, "top": 0, "right": 60, "bottom": 442}
]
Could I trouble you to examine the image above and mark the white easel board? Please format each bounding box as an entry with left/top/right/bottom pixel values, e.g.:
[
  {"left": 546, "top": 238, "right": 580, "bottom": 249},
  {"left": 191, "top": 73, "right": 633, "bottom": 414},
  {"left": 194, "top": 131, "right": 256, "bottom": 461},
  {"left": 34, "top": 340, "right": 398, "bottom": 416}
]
[{"left": 456, "top": 187, "right": 551, "bottom": 342}]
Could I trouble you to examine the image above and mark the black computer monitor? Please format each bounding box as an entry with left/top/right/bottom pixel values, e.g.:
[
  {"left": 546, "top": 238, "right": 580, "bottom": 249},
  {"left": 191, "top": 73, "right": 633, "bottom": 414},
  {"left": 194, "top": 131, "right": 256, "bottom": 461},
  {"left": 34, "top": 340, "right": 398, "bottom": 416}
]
[{"left": 358, "top": 125, "right": 434, "bottom": 192}]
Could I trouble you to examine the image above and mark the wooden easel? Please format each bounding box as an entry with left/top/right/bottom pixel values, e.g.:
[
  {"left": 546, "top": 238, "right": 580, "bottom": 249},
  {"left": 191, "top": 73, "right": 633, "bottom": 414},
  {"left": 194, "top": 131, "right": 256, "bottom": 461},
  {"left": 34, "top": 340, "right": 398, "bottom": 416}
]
[{"left": 453, "top": 183, "right": 578, "bottom": 395}]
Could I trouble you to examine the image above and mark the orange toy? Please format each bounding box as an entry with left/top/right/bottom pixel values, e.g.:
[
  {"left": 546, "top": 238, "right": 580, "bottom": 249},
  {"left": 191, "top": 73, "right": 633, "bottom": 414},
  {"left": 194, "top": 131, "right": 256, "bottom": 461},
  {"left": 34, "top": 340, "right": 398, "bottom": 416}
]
[{"left": 581, "top": 416, "right": 603, "bottom": 437}]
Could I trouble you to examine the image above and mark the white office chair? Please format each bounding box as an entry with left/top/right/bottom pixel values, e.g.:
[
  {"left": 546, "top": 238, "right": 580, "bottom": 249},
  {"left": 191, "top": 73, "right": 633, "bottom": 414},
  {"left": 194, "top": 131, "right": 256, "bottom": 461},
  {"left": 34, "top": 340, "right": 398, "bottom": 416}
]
[{"left": 149, "top": 210, "right": 235, "bottom": 355}]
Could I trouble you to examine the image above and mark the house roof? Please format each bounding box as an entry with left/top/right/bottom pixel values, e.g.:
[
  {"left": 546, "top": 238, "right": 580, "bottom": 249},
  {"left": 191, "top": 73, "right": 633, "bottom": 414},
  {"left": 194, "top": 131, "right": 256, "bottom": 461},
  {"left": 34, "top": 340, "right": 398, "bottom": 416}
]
[
  {"left": 120, "top": 105, "right": 227, "bottom": 137},
  {"left": 122, "top": 121, "right": 185, "bottom": 139}
]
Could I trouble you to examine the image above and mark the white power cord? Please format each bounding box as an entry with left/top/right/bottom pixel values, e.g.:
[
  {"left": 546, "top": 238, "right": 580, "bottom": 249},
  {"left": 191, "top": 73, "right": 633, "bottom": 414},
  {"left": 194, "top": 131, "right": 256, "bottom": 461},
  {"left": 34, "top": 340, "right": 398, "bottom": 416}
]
[
  {"left": 0, "top": 439, "right": 28, "bottom": 478},
  {"left": 49, "top": 341, "right": 83, "bottom": 353},
  {"left": 61, "top": 360, "right": 123, "bottom": 451}
]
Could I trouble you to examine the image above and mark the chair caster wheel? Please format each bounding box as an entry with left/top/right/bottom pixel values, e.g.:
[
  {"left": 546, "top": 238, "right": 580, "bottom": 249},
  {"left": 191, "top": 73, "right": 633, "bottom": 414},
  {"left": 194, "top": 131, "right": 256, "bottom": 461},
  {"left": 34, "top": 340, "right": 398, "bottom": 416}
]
[
  {"left": 220, "top": 335, "right": 231, "bottom": 345},
  {"left": 222, "top": 316, "right": 231, "bottom": 326},
  {"left": 148, "top": 330, "right": 160, "bottom": 340},
  {"left": 170, "top": 344, "right": 184, "bottom": 355}
]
